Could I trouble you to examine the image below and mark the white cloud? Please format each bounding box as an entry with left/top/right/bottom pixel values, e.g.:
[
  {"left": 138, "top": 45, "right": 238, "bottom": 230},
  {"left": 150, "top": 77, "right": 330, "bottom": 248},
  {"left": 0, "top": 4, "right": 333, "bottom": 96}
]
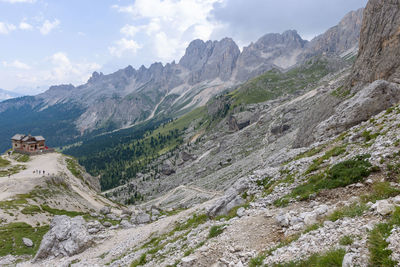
[
  {"left": 109, "top": 38, "right": 142, "bottom": 58},
  {"left": 39, "top": 19, "right": 60, "bottom": 35},
  {"left": 0, "top": 0, "right": 36, "bottom": 3},
  {"left": 0, "top": 53, "right": 101, "bottom": 92},
  {"left": 3, "top": 60, "right": 31, "bottom": 70},
  {"left": 19, "top": 21, "right": 33, "bottom": 30},
  {"left": 112, "top": 0, "right": 223, "bottom": 61},
  {"left": 49, "top": 52, "right": 101, "bottom": 84},
  {"left": 0, "top": 22, "right": 16, "bottom": 34},
  {"left": 120, "top": 24, "right": 140, "bottom": 37}
]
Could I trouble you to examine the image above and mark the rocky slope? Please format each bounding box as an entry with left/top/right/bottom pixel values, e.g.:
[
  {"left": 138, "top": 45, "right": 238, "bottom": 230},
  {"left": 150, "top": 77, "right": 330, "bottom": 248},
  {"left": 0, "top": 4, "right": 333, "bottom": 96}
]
[
  {"left": 7, "top": 1, "right": 400, "bottom": 266},
  {"left": 0, "top": 8, "right": 364, "bottom": 152}
]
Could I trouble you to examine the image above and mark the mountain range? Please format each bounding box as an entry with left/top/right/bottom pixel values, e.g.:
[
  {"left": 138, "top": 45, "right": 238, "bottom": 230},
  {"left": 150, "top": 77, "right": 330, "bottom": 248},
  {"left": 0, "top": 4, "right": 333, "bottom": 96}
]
[{"left": 0, "top": 8, "right": 363, "bottom": 152}]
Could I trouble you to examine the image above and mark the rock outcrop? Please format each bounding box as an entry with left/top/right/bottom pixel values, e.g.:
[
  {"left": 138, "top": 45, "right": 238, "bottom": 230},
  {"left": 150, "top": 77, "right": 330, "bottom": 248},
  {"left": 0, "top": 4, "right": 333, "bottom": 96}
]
[
  {"left": 34, "top": 216, "right": 93, "bottom": 261},
  {"left": 348, "top": 0, "right": 400, "bottom": 86},
  {"left": 207, "top": 178, "right": 248, "bottom": 217},
  {"left": 314, "top": 80, "right": 400, "bottom": 140}
]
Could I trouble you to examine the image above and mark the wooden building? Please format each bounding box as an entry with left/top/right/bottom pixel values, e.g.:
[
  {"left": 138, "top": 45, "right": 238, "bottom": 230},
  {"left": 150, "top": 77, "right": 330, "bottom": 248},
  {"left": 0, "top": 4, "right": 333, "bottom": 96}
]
[{"left": 11, "top": 134, "right": 46, "bottom": 153}]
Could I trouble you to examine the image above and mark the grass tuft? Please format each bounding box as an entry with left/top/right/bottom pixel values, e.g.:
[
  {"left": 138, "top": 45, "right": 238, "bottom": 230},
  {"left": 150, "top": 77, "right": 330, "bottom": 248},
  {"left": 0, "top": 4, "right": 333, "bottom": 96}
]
[{"left": 208, "top": 225, "right": 225, "bottom": 238}]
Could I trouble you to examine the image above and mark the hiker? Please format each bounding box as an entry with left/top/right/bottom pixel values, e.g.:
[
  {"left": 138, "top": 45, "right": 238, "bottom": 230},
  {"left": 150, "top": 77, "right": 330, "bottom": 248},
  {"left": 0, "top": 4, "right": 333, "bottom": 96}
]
[{"left": 43, "top": 170, "right": 45, "bottom": 175}]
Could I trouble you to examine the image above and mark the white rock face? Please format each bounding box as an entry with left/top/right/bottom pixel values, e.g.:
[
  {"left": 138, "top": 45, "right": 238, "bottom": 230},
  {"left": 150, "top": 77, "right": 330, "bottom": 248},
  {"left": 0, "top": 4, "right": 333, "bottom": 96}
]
[{"left": 34, "top": 215, "right": 93, "bottom": 261}]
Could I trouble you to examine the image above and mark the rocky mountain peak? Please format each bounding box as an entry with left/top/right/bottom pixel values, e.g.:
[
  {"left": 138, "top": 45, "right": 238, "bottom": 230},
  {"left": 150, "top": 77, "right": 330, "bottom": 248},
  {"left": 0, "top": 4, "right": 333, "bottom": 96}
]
[
  {"left": 307, "top": 8, "right": 364, "bottom": 56},
  {"left": 255, "top": 30, "right": 307, "bottom": 49},
  {"left": 348, "top": 0, "right": 400, "bottom": 86},
  {"left": 88, "top": 71, "right": 104, "bottom": 83},
  {"left": 179, "top": 37, "right": 240, "bottom": 83}
]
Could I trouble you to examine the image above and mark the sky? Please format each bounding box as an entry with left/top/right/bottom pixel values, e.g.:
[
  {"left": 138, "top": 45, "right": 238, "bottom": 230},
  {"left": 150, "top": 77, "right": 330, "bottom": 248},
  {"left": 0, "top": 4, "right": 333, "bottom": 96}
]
[{"left": 0, "top": 0, "right": 368, "bottom": 95}]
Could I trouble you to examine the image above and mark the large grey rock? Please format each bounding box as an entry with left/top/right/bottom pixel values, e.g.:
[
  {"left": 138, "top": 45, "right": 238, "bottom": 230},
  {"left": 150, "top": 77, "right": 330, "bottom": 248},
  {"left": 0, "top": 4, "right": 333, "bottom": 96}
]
[
  {"left": 160, "top": 160, "right": 175, "bottom": 176},
  {"left": 134, "top": 213, "right": 151, "bottom": 224},
  {"left": 22, "top": 237, "right": 33, "bottom": 247},
  {"left": 315, "top": 80, "right": 400, "bottom": 140},
  {"left": 303, "top": 212, "right": 318, "bottom": 226},
  {"left": 121, "top": 208, "right": 133, "bottom": 216},
  {"left": 373, "top": 200, "right": 395, "bottom": 216},
  {"left": 342, "top": 253, "right": 355, "bottom": 267},
  {"left": 99, "top": 206, "right": 111, "bottom": 215},
  {"left": 34, "top": 215, "right": 93, "bottom": 261},
  {"left": 236, "top": 207, "right": 246, "bottom": 218},
  {"left": 86, "top": 220, "right": 104, "bottom": 234},
  {"left": 207, "top": 178, "right": 249, "bottom": 217},
  {"left": 119, "top": 219, "right": 133, "bottom": 229},
  {"left": 276, "top": 213, "right": 291, "bottom": 227}
]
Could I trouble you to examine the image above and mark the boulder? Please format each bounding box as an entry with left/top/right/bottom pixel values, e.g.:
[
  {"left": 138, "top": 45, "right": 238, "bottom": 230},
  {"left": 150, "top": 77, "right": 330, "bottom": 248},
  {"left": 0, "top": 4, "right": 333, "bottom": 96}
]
[
  {"left": 181, "top": 255, "right": 197, "bottom": 267},
  {"left": 99, "top": 206, "right": 111, "bottom": 215},
  {"left": 160, "top": 160, "right": 175, "bottom": 176},
  {"left": 276, "top": 213, "right": 291, "bottom": 227},
  {"left": 102, "top": 221, "right": 112, "bottom": 228},
  {"left": 303, "top": 212, "right": 318, "bottom": 226},
  {"left": 86, "top": 221, "right": 103, "bottom": 234},
  {"left": 106, "top": 213, "right": 119, "bottom": 221},
  {"left": 134, "top": 213, "right": 151, "bottom": 224},
  {"left": 342, "top": 253, "right": 355, "bottom": 267},
  {"left": 180, "top": 151, "right": 194, "bottom": 162},
  {"left": 392, "top": 195, "right": 400, "bottom": 205},
  {"left": 34, "top": 215, "right": 93, "bottom": 261},
  {"left": 151, "top": 209, "right": 161, "bottom": 216},
  {"left": 374, "top": 200, "right": 395, "bottom": 216},
  {"left": 237, "top": 207, "right": 246, "bottom": 218},
  {"left": 119, "top": 220, "right": 133, "bottom": 229},
  {"left": 207, "top": 178, "right": 249, "bottom": 218},
  {"left": 22, "top": 237, "right": 33, "bottom": 247},
  {"left": 122, "top": 209, "right": 133, "bottom": 216}
]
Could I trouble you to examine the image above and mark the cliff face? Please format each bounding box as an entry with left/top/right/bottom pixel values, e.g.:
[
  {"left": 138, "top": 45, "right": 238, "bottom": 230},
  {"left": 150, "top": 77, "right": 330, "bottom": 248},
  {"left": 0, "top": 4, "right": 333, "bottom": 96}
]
[
  {"left": 348, "top": 0, "right": 400, "bottom": 86},
  {"left": 307, "top": 8, "right": 364, "bottom": 56}
]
